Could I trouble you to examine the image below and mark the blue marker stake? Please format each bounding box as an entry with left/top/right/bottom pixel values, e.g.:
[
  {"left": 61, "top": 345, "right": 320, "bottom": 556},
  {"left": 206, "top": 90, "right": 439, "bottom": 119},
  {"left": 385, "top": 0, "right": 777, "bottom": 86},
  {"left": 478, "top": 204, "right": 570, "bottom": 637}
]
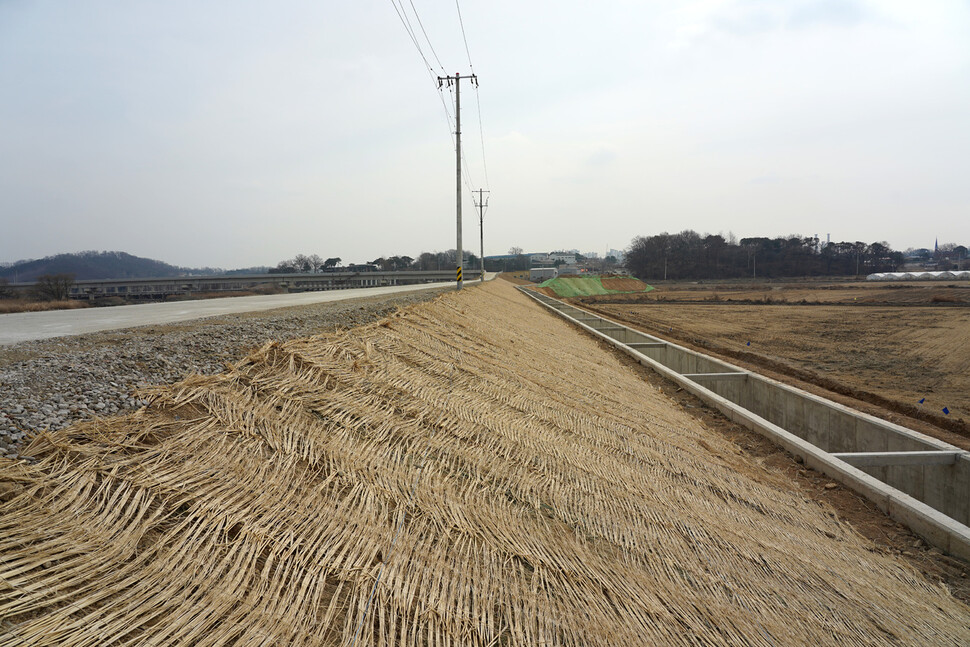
[
  {"left": 746, "top": 341, "right": 751, "bottom": 347},
  {"left": 919, "top": 398, "right": 925, "bottom": 404},
  {"left": 943, "top": 407, "right": 950, "bottom": 415}
]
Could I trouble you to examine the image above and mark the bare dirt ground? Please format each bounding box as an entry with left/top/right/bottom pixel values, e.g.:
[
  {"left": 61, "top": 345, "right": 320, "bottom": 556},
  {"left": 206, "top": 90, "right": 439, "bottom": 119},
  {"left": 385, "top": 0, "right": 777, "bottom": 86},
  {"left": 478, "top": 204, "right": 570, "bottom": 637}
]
[
  {"left": 599, "top": 276, "right": 649, "bottom": 291},
  {"left": 576, "top": 280, "right": 970, "bottom": 448},
  {"left": 617, "top": 280, "right": 970, "bottom": 305},
  {"left": 498, "top": 272, "right": 533, "bottom": 285}
]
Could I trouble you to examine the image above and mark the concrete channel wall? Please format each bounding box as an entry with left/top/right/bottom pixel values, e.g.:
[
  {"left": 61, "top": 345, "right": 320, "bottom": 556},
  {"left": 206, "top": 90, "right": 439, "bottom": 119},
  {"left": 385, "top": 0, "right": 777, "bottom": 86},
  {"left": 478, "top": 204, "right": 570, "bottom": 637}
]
[{"left": 523, "top": 288, "right": 970, "bottom": 560}]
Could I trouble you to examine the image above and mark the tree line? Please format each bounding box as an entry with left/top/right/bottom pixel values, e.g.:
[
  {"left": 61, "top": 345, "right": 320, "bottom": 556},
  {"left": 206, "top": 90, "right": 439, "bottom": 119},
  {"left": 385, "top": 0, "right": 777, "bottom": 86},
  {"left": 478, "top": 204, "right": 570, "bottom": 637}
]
[
  {"left": 271, "top": 250, "right": 483, "bottom": 274},
  {"left": 624, "top": 232, "right": 906, "bottom": 280},
  {"left": 0, "top": 274, "right": 76, "bottom": 301}
]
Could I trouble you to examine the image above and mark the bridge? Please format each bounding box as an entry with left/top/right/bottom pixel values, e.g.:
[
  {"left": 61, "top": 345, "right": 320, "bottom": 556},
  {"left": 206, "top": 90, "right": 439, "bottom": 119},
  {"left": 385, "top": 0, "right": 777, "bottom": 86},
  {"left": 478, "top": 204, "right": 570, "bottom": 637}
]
[{"left": 7, "top": 270, "right": 457, "bottom": 300}]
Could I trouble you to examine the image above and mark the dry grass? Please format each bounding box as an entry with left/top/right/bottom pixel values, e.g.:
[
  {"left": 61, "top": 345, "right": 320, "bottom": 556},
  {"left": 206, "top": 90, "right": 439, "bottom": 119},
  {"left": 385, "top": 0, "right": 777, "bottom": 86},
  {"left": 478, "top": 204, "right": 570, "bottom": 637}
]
[
  {"left": 0, "top": 299, "right": 89, "bottom": 314},
  {"left": 499, "top": 271, "right": 532, "bottom": 285},
  {"left": 1, "top": 280, "right": 968, "bottom": 645}
]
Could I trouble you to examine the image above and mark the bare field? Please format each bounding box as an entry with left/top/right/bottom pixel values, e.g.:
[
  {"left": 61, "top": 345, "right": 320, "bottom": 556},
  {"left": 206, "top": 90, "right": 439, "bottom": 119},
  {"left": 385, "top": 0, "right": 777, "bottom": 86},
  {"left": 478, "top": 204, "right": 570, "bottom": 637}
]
[
  {"left": 578, "top": 281, "right": 970, "bottom": 445},
  {"left": 606, "top": 280, "right": 970, "bottom": 305}
]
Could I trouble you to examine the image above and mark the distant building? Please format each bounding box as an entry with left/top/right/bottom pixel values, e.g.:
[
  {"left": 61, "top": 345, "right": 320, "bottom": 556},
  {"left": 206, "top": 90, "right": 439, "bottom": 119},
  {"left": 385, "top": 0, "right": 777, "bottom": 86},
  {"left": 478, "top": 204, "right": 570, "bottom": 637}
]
[{"left": 548, "top": 252, "right": 577, "bottom": 265}]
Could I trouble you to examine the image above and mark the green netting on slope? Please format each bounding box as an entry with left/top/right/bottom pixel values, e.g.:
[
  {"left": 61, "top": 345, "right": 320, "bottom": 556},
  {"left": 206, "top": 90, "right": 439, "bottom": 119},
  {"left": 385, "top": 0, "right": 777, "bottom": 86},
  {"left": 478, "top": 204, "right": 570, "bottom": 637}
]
[{"left": 538, "top": 276, "right": 653, "bottom": 298}]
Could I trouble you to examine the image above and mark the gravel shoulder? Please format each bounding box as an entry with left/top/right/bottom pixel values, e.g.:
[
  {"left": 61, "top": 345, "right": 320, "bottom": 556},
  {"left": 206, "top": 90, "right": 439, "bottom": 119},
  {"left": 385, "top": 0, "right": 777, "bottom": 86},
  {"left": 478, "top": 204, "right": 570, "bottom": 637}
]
[{"left": 0, "top": 288, "right": 447, "bottom": 457}]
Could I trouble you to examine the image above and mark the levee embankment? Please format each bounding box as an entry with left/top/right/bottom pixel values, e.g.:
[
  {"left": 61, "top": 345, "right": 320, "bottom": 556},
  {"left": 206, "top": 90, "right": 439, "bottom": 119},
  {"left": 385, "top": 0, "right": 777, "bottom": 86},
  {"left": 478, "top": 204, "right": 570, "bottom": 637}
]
[{"left": 2, "top": 280, "right": 969, "bottom": 645}]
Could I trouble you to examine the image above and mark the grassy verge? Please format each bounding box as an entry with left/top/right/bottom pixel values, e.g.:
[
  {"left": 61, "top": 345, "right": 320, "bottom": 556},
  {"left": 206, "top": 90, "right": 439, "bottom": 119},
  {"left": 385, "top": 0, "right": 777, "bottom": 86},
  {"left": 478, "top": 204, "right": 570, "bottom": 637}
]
[{"left": 0, "top": 300, "right": 90, "bottom": 314}]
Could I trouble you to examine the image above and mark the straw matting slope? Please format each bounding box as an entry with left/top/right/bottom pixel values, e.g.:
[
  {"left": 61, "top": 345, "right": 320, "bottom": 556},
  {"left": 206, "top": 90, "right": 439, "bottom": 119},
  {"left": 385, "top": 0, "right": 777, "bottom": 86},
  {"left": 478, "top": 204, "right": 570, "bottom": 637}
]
[{"left": 1, "top": 280, "right": 968, "bottom": 645}]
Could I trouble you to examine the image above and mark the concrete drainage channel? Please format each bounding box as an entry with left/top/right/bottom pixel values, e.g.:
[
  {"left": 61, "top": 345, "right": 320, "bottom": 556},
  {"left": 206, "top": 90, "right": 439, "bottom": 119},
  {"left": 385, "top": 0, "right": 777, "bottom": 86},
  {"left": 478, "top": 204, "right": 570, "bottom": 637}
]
[{"left": 520, "top": 287, "right": 970, "bottom": 560}]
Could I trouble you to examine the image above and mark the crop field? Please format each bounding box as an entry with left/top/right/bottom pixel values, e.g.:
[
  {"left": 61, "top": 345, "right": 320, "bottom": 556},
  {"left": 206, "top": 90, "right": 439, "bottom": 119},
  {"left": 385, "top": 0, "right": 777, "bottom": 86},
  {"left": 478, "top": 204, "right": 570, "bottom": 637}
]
[
  {"left": 2, "top": 280, "right": 969, "bottom": 645},
  {"left": 577, "top": 280, "right": 970, "bottom": 445}
]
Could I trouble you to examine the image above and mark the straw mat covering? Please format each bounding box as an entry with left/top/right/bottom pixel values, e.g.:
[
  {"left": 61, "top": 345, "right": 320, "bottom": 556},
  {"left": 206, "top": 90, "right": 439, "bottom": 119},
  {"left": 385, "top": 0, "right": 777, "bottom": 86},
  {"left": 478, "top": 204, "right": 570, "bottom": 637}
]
[{"left": 1, "top": 280, "right": 968, "bottom": 645}]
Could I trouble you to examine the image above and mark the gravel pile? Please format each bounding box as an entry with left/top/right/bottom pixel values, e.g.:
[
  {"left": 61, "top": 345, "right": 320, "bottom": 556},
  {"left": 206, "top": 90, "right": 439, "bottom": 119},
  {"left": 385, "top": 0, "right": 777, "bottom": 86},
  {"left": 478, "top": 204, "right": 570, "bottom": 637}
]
[{"left": 0, "top": 290, "right": 445, "bottom": 458}]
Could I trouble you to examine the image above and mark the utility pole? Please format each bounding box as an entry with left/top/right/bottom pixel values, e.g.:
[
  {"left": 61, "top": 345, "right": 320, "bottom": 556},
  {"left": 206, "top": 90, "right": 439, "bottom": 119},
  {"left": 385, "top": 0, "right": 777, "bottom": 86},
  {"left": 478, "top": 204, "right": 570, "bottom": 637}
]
[
  {"left": 438, "top": 72, "right": 478, "bottom": 290},
  {"left": 473, "top": 189, "right": 489, "bottom": 282}
]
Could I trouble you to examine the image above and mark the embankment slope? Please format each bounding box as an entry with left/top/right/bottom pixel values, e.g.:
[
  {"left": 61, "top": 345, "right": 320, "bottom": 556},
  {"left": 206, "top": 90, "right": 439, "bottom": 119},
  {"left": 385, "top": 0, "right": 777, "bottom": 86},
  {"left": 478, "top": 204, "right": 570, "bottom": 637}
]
[{"left": 1, "top": 280, "right": 967, "bottom": 645}]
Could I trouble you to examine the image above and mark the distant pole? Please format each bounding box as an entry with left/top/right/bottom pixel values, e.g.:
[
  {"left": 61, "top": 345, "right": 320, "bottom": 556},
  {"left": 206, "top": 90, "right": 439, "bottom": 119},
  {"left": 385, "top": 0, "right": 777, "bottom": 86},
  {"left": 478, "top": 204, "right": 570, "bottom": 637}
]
[
  {"left": 474, "top": 189, "right": 489, "bottom": 282},
  {"left": 438, "top": 72, "right": 478, "bottom": 291}
]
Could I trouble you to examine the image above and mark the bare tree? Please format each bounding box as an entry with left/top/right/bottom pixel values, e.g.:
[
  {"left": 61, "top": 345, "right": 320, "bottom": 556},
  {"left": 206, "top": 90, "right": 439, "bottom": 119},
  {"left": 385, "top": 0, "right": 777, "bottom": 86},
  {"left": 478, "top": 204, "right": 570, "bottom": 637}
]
[
  {"left": 292, "top": 254, "right": 312, "bottom": 273},
  {"left": 415, "top": 252, "right": 437, "bottom": 270},
  {"left": 34, "top": 273, "right": 75, "bottom": 301}
]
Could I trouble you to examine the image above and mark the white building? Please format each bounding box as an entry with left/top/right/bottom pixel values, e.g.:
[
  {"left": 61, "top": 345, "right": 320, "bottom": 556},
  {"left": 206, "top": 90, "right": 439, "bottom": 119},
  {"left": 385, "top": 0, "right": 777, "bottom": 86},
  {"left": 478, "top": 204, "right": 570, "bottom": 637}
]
[{"left": 530, "top": 267, "right": 558, "bottom": 282}]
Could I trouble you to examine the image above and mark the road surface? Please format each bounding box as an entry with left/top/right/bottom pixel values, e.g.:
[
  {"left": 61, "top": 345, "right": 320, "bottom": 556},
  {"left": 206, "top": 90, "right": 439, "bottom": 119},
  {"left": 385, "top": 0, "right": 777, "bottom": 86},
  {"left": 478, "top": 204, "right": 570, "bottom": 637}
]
[{"left": 0, "top": 281, "right": 463, "bottom": 346}]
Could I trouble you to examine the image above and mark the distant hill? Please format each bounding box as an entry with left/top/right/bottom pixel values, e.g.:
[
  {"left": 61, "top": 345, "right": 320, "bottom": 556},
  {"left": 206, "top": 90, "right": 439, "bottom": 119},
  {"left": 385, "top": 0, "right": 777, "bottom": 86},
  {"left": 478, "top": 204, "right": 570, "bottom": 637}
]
[{"left": 0, "top": 251, "right": 225, "bottom": 282}]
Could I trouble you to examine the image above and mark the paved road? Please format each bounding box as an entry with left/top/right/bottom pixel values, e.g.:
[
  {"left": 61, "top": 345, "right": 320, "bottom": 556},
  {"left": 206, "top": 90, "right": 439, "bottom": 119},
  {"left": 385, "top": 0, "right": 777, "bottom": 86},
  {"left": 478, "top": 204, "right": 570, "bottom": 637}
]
[{"left": 0, "top": 281, "right": 464, "bottom": 346}]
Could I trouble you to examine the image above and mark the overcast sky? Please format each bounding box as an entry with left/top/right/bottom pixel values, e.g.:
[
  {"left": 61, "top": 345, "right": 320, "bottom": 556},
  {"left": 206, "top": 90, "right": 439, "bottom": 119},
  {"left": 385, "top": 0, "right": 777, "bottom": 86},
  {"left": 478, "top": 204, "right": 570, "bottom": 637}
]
[{"left": 1, "top": 1, "right": 967, "bottom": 268}]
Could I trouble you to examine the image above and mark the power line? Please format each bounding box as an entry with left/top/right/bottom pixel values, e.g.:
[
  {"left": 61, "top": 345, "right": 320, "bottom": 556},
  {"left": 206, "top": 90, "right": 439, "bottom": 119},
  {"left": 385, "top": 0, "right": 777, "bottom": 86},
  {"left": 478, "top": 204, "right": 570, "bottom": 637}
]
[
  {"left": 388, "top": 0, "right": 434, "bottom": 74},
  {"left": 474, "top": 85, "right": 489, "bottom": 190},
  {"left": 387, "top": 0, "right": 486, "bottom": 205},
  {"left": 455, "top": 0, "right": 474, "bottom": 72},
  {"left": 408, "top": 0, "right": 445, "bottom": 71},
  {"left": 445, "top": 85, "right": 477, "bottom": 196},
  {"left": 454, "top": 0, "right": 487, "bottom": 191},
  {"left": 387, "top": 0, "right": 468, "bottom": 191}
]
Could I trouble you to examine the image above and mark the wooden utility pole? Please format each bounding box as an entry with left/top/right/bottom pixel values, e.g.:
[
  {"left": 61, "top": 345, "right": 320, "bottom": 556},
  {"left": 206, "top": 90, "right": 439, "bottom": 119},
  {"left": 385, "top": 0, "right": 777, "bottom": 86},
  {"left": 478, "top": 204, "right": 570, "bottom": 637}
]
[
  {"left": 437, "top": 72, "right": 478, "bottom": 290},
  {"left": 473, "top": 189, "right": 489, "bottom": 282}
]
